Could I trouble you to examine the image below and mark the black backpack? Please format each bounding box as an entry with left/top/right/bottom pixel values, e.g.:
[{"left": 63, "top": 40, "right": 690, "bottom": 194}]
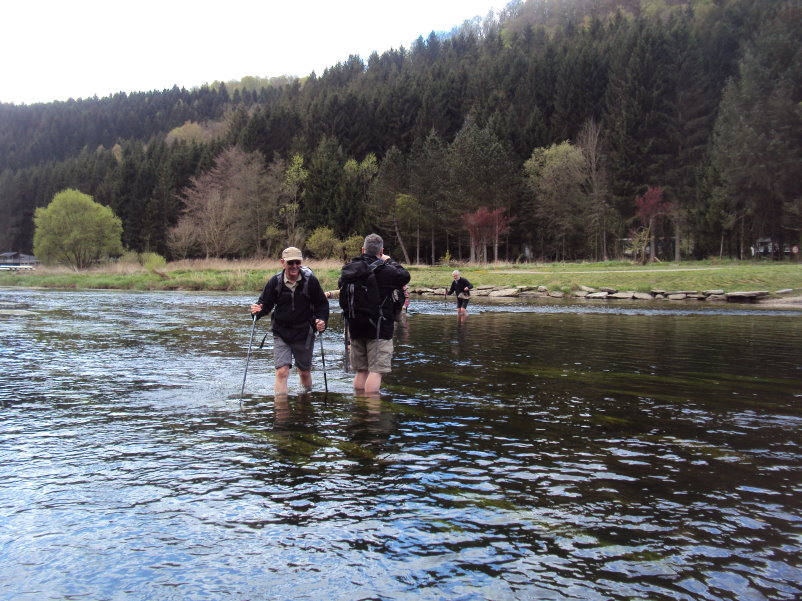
[
  {"left": 273, "top": 265, "right": 313, "bottom": 301},
  {"left": 339, "top": 258, "right": 385, "bottom": 329}
]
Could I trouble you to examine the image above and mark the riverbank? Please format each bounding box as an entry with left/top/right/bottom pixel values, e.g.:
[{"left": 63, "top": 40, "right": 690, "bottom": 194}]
[
  {"left": 1, "top": 258, "right": 799, "bottom": 307},
  {"left": 409, "top": 283, "right": 802, "bottom": 307}
]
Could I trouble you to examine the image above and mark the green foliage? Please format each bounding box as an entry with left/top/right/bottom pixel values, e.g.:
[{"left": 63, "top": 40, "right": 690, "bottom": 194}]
[
  {"left": 304, "top": 226, "right": 340, "bottom": 259},
  {"left": 341, "top": 234, "right": 364, "bottom": 261},
  {"left": 263, "top": 225, "right": 283, "bottom": 258},
  {"left": 708, "top": 4, "right": 802, "bottom": 248},
  {"left": 120, "top": 250, "right": 166, "bottom": 270},
  {"left": 524, "top": 141, "right": 587, "bottom": 261},
  {"left": 165, "top": 121, "right": 226, "bottom": 145},
  {"left": 33, "top": 189, "right": 123, "bottom": 270},
  {"left": 142, "top": 252, "right": 167, "bottom": 271}
]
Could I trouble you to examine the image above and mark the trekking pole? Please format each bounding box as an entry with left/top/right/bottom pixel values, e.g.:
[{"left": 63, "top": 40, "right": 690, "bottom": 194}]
[
  {"left": 319, "top": 330, "right": 329, "bottom": 394},
  {"left": 343, "top": 321, "right": 351, "bottom": 373},
  {"left": 240, "top": 313, "right": 257, "bottom": 402}
]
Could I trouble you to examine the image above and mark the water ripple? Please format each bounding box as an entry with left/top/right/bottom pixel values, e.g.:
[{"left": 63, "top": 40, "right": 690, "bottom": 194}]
[{"left": 1, "top": 289, "right": 800, "bottom": 600}]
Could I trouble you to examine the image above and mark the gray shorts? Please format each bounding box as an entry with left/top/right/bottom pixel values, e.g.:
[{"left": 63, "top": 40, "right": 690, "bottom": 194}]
[
  {"left": 273, "top": 332, "right": 314, "bottom": 371},
  {"left": 350, "top": 338, "right": 393, "bottom": 374}
]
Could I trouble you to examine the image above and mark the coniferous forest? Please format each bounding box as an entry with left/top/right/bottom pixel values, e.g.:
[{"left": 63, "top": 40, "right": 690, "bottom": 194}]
[{"left": 1, "top": 0, "right": 800, "bottom": 264}]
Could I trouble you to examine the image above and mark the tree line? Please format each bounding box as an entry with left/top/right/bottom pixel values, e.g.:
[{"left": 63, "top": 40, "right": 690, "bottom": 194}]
[{"left": 1, "top": 0, "right": 800, "bottom": 265}]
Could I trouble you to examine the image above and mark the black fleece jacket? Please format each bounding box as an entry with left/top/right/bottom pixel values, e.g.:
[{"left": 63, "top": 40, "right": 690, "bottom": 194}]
[
  {"left": 447, "top": 277, "right": 473, "bottom": 297},
  {"left": 255, "top": 271, "right": 330, "bottom": 343}
]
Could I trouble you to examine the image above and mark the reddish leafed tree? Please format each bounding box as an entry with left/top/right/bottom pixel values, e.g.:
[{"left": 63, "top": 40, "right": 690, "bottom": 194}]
[
  {"left": 634, "top": 186, "right": 671, "bottom": 263},
  {"left": 635, "top": 186, "right": 669, "bottom": 224}
]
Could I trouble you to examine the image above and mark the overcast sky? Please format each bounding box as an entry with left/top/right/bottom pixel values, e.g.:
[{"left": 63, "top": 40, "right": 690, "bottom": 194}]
[{"left": 2, "top": 0, "right": 498, "bottom": 105}]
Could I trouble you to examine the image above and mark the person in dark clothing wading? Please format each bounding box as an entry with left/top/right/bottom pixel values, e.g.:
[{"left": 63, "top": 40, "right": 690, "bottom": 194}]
[
  {"left": 339, "top": 233, "right": 410, "bottom": 394},
  {"left": 446, "top": 270, "right": 473, "bottom": 315},
  {"left": 250, "top": 247, "right": 329, "bottom": 395}
]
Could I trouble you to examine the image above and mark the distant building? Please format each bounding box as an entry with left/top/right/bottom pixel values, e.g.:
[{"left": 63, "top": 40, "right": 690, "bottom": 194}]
[{"left": 0, "top": 252, "right": 39, "bottom": 269}]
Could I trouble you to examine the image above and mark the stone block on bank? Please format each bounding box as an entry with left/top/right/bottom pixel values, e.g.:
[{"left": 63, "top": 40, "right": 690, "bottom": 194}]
[
  {"left": 703, "top": 289, "right": 725, "bottom": 296},
  {"left": 489, "top": 288, "right": 520, "bottom": 297},
  {"left": 707, "top": 294, "right": 727, "bottom": 301},
  {"left": 587, "top": 291, "right": 609, "bottom": 299},
  {"left": 548, "top": 290, "right": 565, "bottom": 298},
  {"left": 610, "top": 291, "right": 634, "bottom": 299},
  {"left": 579, "top": 285, "right": 597, "bottom": 292},
  {"left": 726, "top": 291, "right": 769, "bottom": 302},
  {"left": 633, "top": 292, "right": 655, "bottom": 300},
  {"left": 667, "top": 293, "right": 687, "bottom": 300},
  {"left": 574, "top": 290, "right": 590, "bottom": 297},
  {"left": 600, "top": 286, "right": 618, "bottom": 293}
]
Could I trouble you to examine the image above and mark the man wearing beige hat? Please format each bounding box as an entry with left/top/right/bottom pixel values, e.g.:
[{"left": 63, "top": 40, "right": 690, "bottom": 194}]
[{"left": 250, "top": 247, "right": 329, "bottom": 395}]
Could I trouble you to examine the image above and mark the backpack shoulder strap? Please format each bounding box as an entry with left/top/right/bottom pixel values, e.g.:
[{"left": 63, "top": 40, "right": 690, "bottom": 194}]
[{"left": 368, "top": 258, "right": 385, "bottom": 272}]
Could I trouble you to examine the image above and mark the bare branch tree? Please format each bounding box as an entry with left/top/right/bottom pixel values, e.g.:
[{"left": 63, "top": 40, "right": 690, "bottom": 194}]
[{"left": 577, "top": 119, "right": 610, "bottom": 260}]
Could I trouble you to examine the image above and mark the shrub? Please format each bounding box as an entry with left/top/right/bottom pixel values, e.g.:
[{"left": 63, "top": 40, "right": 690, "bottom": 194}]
[
  {"left": 341, "top": 235, "right": 364, "bottom": 260},
  {"left": 34, "top": 189, "right": 123, "bottom": 270},
  {"left": 305, "top": 227, "right": 339, "bottom": 259}
]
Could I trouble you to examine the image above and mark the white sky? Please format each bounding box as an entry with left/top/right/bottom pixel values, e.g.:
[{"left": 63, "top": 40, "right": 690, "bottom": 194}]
[{"left": 1, "top": 0, "right": 498, "bottom": 105}]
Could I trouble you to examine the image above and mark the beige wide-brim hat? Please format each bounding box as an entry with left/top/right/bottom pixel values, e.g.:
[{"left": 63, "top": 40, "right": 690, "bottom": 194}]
[{"left": 281, "top": 247, "right": 303, "bottom": 261}]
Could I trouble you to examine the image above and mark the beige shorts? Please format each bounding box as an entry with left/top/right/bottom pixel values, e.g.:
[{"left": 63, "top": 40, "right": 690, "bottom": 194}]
[{"left": 349, "top": 338, "right": 393, "bottom": 374}]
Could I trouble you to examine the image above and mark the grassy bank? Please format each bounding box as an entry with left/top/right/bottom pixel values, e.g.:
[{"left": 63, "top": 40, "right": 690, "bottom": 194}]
[{"left": 1, "top": 258, "right": 800, "bottom": 297}]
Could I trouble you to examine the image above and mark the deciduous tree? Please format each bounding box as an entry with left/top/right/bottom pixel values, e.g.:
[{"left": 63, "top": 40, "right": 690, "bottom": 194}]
[
  {"left": 169, "top": 147, "right": 269, "bottom": 258},
  {"left": 33, "top": 189, "right": 123, "bottom": 270},
  {"left": 523, "top": 141, "right": 585, "bottom": 261},
  {"left": 634, "top": 185, "right": 671, "bottom": 263},
  {"left": 576, "top": 118, "right": 610, "bottom": 260}
]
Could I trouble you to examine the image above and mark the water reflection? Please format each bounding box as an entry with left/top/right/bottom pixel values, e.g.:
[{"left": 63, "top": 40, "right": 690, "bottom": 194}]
[{"left": 1, "top": 288, "right": 800, "bottom": 601}]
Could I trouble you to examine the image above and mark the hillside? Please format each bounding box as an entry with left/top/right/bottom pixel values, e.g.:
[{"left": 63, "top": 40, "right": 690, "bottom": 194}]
[{"left": 1, "top": 0, "right": 799, "bottom": 266}]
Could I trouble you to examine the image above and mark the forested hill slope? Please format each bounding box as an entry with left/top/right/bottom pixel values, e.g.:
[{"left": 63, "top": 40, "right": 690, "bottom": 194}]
[{"left": 1, "top": 0, "right": 799, "bottom": 265}]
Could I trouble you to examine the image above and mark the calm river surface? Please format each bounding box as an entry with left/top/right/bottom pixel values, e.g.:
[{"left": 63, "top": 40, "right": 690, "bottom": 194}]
[{"left": 1, "top": 288, "right": 800, "bottom": 601}]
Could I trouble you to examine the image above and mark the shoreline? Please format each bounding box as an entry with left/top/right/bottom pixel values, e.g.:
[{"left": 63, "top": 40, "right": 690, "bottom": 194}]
[
  {"left": 408, "top": 284, "right": 802, "bottom": 310},
  {"left": 2, "top": 260, "right": 799, "bottom": 311},
  {"left": 3, "top": 286, "right": 801, "bottom": 314}
]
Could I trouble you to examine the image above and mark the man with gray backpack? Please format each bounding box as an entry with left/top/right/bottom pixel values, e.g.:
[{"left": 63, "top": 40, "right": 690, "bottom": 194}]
[
  {"left": 250, "top": 246, "right": 329, "bottom": 395},
  {"left": 339, "top": 233, "right": 410, "bottom": 394}
]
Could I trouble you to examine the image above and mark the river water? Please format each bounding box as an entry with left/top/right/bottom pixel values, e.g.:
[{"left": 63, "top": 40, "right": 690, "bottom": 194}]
[{"left": 1, "top": 288, "right": 800, "bottom": 601}]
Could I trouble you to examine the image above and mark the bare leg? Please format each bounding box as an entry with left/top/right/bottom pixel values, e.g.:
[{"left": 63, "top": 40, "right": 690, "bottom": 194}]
[
  {"left": 298, "top": 368, "right": 312, "bottom": 391},
  {"left": 353, "top": 369, "right": 369, "bottom": 390},
  {"left": 275, "top": 365, "right": 290, "bottom": 395},
  {"left": 364, "top": 372, "right": 383, "bottom": 394}
]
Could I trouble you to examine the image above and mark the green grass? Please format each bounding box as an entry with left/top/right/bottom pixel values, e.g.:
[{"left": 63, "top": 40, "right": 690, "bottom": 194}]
[
  {"left": 1, "top": 259, "right": 799, "bottom": 296},
  {"left": 405, "top": 259, "right": 800, "bottom": 295}
]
